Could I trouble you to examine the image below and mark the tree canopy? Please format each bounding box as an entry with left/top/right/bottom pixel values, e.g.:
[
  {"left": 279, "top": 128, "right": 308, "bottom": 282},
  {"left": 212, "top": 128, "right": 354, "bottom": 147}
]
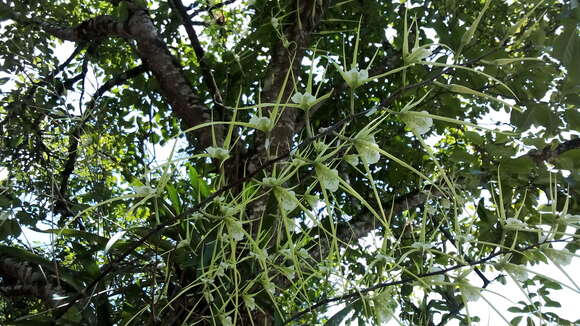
[{"left": 0, "top": 0, "right": 579, "bottom": 325}]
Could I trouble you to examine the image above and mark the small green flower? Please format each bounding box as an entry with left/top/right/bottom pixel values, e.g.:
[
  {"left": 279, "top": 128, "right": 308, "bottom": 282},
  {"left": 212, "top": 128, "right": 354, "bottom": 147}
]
[
  {"left": 372, "top": 291, "right": 396, "bottom": 324},
  {"left": 496, "top": 262, "right": 528, "bottom": 281},
  {"left": 225, "top": 217, "right": 244, "bottom": 241},
  {"left": 313, "top": 140, "right": 329, "bottom": 153},
  {"left": 459, "top": 283, "right": 481, "bottom": 302},
  {"left": 304, "top": 193, "right": 320, "bottom": 208},
  {"left": 262, "top": 278, "right": 275, "bottom": 295},
  {"left": 273, "top": 187, "right": 298, "bottom": 212},
  {"left": 215, "top": 261, "right": 231, "bottom": 277},
  {"left": 261, "top": 176, "right": 279, "bottom": 187},
  {"left": 411, "top": 241, "right": 434, "bottom": 250},
  {"left": 271, "top": 17, "right": 279, "bottom": 28},
  {"left": 505, "top": 217, "right": 528, "bottom": 229},
  {"left": 298, "top": 248, "right": 309, "bottom": 258},
  {"left": 219, "top": 315, "right": 233, "bottom": 326},
  {"left": 315, "top": 163, "right": 339, "bottom": 192},
  {"left": 353, "top": 134, "right": 380, "bottom": 165},
  {"left": 220, "top": 204, "right": 238, "bottom": 217},
  {"left": 282, "top": 265, "right": 296, "bottom": 280},
  {"left": 206, "top": 146, "right": 230, "bottom": 161},
  {"left": 251, "top": 247, "right": 269, "bottom": 262},
  {"left": 203, "top": 290, "right": 214, "bottom": 302},
  {"left": 370, "top": 253, "right": 395, "bottom": 268},
  {"left": 243, "top": 294, "right": 257, "bottom": 311},
  {"left": 292, "top": 157, "right": 308, "bottom": 167},
  {"left": 249, "top": 114, "right": 274, "bottom": 132},
  {"left": 545, "top": 248, "right": 572, "bottom": 266},
  {"left": 405, "top": 46, "right": 432, "bottom": 64},
  {"left": 336, "top": 65, "right": 369, "bottom": 89},
  {"left": 457, "top": 233, "right": 475, "bottom": 242},
  {"left": 134, "top": 185, "right": 154, "bottom": 196},
  {"left": 344, "top": 154, "right": 359, "bottom": 167},
  {"left": 291, "top": 91, "right": 317, "bottom": 110},
  {"left": 401, "top": 111, "right": 433, "bottom": 135},
  {"left": 427, "top": 266, "right": 445, "bottom": 283}
]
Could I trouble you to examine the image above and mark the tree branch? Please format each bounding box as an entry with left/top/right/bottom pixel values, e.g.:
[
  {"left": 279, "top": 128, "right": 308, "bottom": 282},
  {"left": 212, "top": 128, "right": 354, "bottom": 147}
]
[
  {"left": 54, "top": 65, "right": 148, "bottom": 220},
  {"left": 5, "top": 2, "right": 213, "bottom": 147},
  {"left": 170, "top": 0, "right": 224, "bottom": 107},
  {"left": 528, "top": 138, "right": 580, "bottom": 163},
  {"left": 255, "top": 0, "right": 332, "bottom": 161},
  {"left": 188, "top": 0, "right": 237, "bottom": 18}
]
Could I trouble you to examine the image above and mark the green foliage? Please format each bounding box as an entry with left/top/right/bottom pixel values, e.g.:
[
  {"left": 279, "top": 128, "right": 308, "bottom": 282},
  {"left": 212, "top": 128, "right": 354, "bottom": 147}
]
[{"left": 0, "top": 0, "right": 579, "bottom": 325}]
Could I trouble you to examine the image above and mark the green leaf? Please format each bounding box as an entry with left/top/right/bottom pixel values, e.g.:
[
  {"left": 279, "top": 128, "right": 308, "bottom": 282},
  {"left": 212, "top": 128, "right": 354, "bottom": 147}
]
[
  {"left": 166, "top": 183, "right": 181, "bottom": 213},
  {"left": 39, "top": 228, "right": 108, "bottom": 246},
  {"left": 188, "top": 165, "right": 210, "bottom": 198},
  {"left": 0, "top": 219, "right": 21, "bottom": 240},
  {"left": 464, "top": 131, "right": 484, "bottom": 145},
  {"left": 553, "top": 22, "right": 580, "bottom": 82},
  {"left": 325, "top": 301, "right": 356, "bottom": 326},
  {"left": 564, "top": 109, "right": 580, "bottom": 130},
  {"left": 544, "top": 298, "right": 561, "bottom": 308},
  {"left": 508, "top": 306, "right": 523, "bottom": 313},
  {"left": 555, "top": 149, "right": 580, "bottom": 170},
  {"left": 501, "top": 157, "right": 535, "bottom": 175},
  {"left": 105, "top": 231, "right": 126, "bottom": 254},
  {"left": 510, "top": 316, "right": 523, "bottom": 326}
]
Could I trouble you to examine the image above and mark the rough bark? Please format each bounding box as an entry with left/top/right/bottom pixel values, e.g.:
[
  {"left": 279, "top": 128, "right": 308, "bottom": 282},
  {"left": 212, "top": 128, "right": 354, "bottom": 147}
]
[
  {"left": 252, "top": 0, "right": 332, "bottom": 170},
  {"left": 244, "top": 0, "right": 333, "bottom": 232},
  {"left": 0, "top": 257, "right": 66, "bottom": 307},
  {"left": 239, "top": 1, "right": 332, "bottom": 324}
]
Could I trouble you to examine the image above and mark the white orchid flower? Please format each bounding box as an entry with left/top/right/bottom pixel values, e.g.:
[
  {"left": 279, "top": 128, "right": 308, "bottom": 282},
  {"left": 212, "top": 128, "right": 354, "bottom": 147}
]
[
  {"left": 291, "top": 91, "right": 317, "bottom": 110},
  {"left": 206, "top": 146, "right": 230, "bottom": 161},
  {"left": 249, "top": 114, "right": 274, "bottom": 132},
  {"left": 544, "top": 248, "right": 572, "bottom": 266},
  {"left": 401, "top": 110, "right": 433, "bottom": 135},
  {"left": 405, "top": 45, "right": 432, "bottom": 64},
  {"left": 315, "top": 163, "right": 339, "bottom": 192},
  {"left": 273, "top": 187, "right": 298, "bottom": 212},
  {"left": 353, "top": 134, "right": 381, "bottom": 165},
  {"left": 335, "top": 64, "right": 369, "bottom": 89}
]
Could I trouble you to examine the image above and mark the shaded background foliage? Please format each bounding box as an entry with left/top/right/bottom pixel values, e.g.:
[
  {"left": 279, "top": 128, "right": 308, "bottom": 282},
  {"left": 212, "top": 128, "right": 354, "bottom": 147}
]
[{"left": 0, "top": 0, "right": 579, "bottom": 325}]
